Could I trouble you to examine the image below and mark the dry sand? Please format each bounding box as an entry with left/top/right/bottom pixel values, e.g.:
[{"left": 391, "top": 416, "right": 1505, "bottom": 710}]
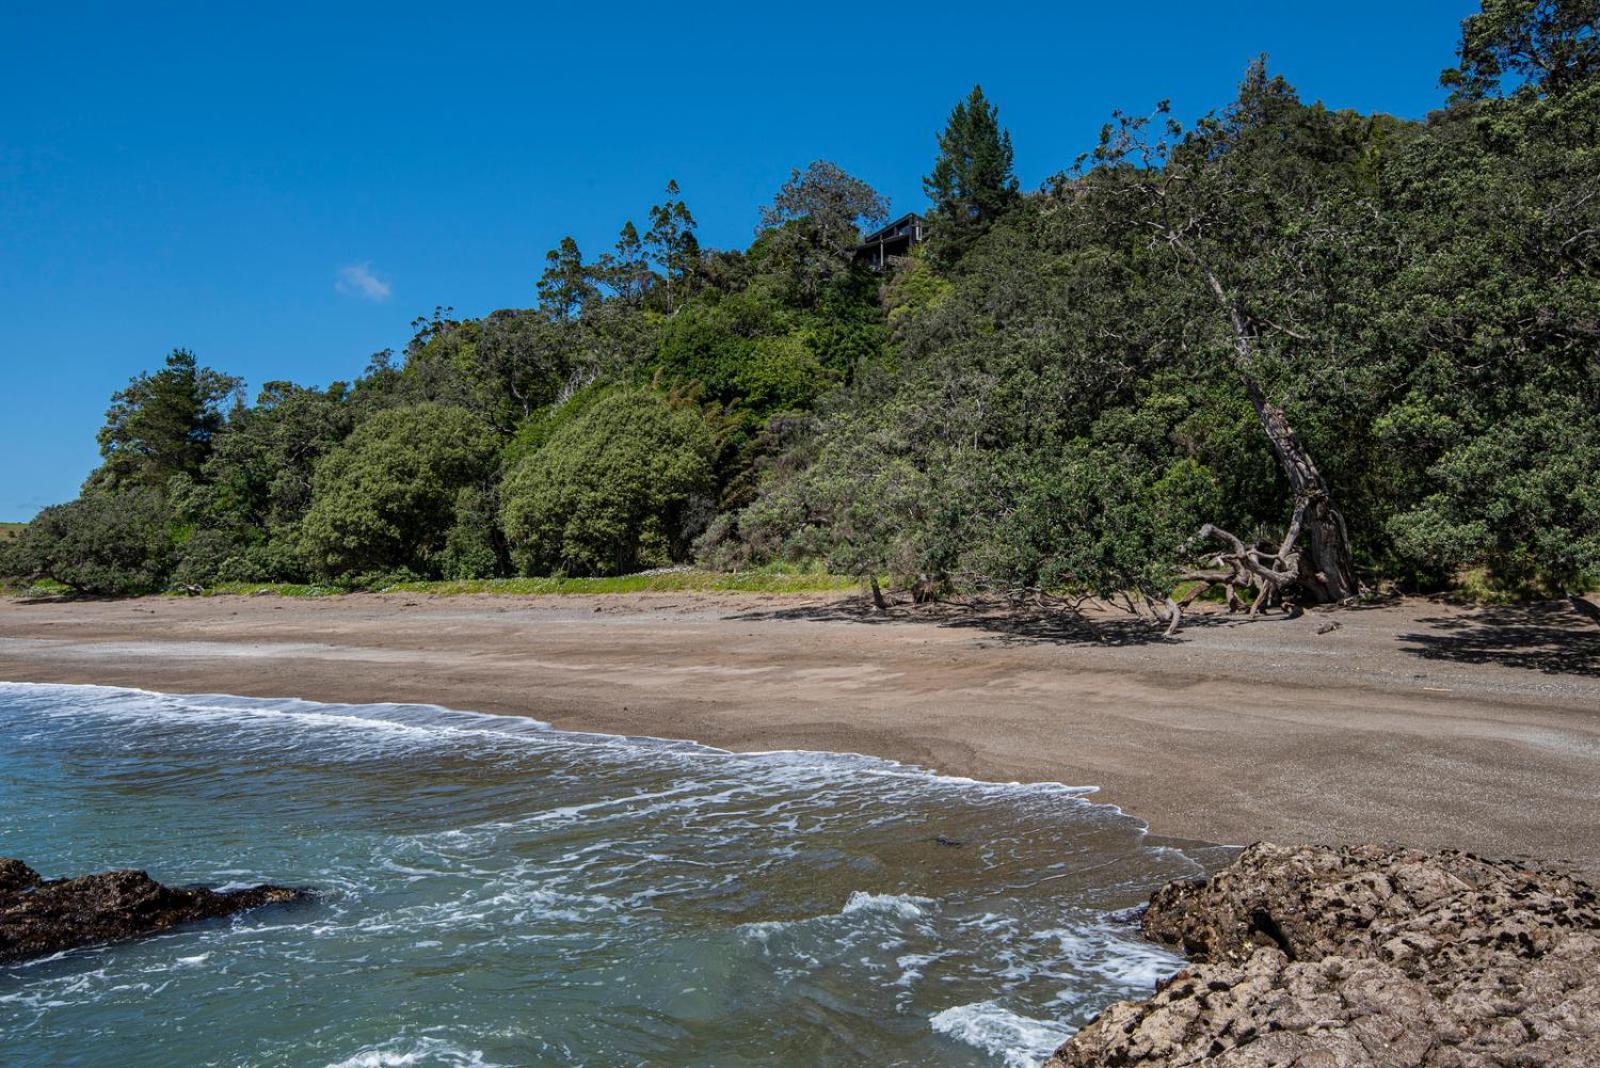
[{"left": 2, "top": 591, "right": 1597, "bottom": 872}]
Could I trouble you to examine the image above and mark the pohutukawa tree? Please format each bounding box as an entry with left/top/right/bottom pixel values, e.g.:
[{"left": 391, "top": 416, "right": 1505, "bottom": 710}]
[
  {"left": 757, "top": 160, "right": 889, "bottom": 303},
  {"left": 1080, "top": 61, "right": 1362, "bottom": 626}
]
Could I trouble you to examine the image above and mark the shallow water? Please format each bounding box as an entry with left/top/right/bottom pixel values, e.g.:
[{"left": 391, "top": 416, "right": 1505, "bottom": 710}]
[{"left": 0, "top": 682, "right": 1191, "bottom": 1067}]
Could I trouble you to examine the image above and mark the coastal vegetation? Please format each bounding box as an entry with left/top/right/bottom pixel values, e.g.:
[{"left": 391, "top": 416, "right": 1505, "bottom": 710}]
[
  {"left": 3, "top": 0, "right": 1596, "bottom": 612},
  {"left": 182, "top": 569, "right": 861, "bottom": 599}
]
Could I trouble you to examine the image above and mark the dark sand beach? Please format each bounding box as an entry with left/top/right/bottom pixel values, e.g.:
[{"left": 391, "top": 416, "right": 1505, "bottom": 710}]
[{"left": 2, "top": 591, "right": 1597, "bottom": 872}]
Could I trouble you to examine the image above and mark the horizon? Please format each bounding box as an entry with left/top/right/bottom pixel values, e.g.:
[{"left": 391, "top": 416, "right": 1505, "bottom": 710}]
[{"left": 1, "top": 1, "right": 1473, "bottom": 520}]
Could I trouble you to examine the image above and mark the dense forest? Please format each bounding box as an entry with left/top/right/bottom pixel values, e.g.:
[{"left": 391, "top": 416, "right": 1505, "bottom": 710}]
[{"left": 5, "top": 0, "right": 1597, "bottom": 613}]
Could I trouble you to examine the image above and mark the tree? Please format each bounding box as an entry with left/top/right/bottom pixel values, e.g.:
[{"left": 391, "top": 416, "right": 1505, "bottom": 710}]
[
  {"left": 537, "top": 236, "right": 599, "bottom": 321},
  {"left": 299, "top": 404, "right": 495, "bottom": 579},
  {"left": 4, "top": 488, "right": 173, "bottom": 594},
  {"left": 197, "top": 380, "right": 354, "bottom": 533},
  {"left": 923, "top": 85, "right": 1021, "bottom": 266},
  {"left": 1442, "top": 0, "right": 1598, "bottom": 100},
  {"left": 1386, "top": 402, "right": 1600, "bottom": 593},
  {"left": 595, "top": 220, "right": 655, "bottom": 306},
  {"left": 645, "top": 180, "right": 701, "bottom": 312},
  {"left": 501, "top": 387, "right": 717, "bottom": 576},
  {"left": 475, "top": 310, "right": 577, "bottom": 423},
  {"left": 96, "top": 349, "right": 243, "bottom": 489},
  {"left": 756, "top": 160, "right": 889, "bottom": 302},
  {"left": 1079, "top": 62, "right": 1364, "bottom": 613}
]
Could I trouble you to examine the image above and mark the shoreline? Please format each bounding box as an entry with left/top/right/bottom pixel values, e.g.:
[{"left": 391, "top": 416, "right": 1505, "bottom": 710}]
[{"left": 3, "top": 590, "right": 1598, "bottom": 873}]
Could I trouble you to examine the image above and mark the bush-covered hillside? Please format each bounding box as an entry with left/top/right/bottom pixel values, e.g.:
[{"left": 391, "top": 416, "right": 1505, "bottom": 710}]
[{"left": 4, "top": 1, "right": 1596, "bottom": 600}]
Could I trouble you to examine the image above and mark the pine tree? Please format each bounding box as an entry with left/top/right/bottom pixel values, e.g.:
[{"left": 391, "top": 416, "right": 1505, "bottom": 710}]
[
  {"left": 96, "top": 349, "right": 242, "bottom": 488},
  {"left": 922, "top": 85, "right": 1020, "bottom": 266}
]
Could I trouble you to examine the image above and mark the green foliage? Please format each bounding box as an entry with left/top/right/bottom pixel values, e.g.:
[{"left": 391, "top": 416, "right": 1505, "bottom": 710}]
[
  {"left": 1442, "top": 0, "right": 1598, "bottom": 101},
  {"left": 4, "top": 488, "right": 173, "bottom": 595},
  {"left": 190, "top": 380, "right": 354, "bottom": 536},
  {"left": 593, "top": 220, "right": 654, "bottom": 306},
  {"left": 501, "top": 387, "right": 717, "bottom": 576},
  {"left": 923, "top": 84, "right": 1021, "bottom": 266},
  {"left": 438, "top": 486, "right": 505, "bottom": 580},
  {"left": 299, "top": 404, "right": 495, "bottom": 579},
  {"left": 882, "top": 252, "right": 952, "bottom": 336},
  {"left": 756, "top": 160, "right": 889, "bottom": 303},
  {"left": 1387, "top": 404, "right": 1600, "bottom": 593},
  {"left": 96, "top": 349, "right": 242, "bottom": 489},
  {"left": 22, "top": 0, "right": 1600, "bottom": 603},
  {"left": 537, "top": 236, "right": 599, "bottom": 321},
  {"left": 653, "top": 295, "right": 833, "bottom": 417},
  {"left": 645, "top": 179, "right": 700, "bottom": 311}
]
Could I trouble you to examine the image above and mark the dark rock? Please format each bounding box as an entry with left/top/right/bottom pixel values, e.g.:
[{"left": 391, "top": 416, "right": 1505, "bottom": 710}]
[
  {"left": 0, "top": 858, "right": 42, "bottom": 894},
  {"left": 0, "top": 858, "right": 311, "bottom": 965},
  {"left": 935, "top": 835, "right": 964, "bottom": 848},
  {"left": 1046, "top": 842, "right": 1600, "bottom": 1067}
]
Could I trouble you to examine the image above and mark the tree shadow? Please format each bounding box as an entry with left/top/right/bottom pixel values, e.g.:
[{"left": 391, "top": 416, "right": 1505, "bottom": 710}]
[
  {"left": 1398, "top": 598, "right": 1600, "bottom": 678},
  {"left": 728, "top": 594, "right": 1275, "bottom": 647}
]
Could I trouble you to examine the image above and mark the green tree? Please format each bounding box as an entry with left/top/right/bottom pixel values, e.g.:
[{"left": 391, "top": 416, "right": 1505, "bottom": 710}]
[
  {"left": 537, "top": 236, "right": 599, "bottom": 322},
  {"left": 1442, "top": 0, "right": 1598, "bottom": 100},
  {"left": 756, "top": 160, "right": 888, "bottom": 302},
  {"left": 922, "top": 85, "right": 1020, "bottom": 266},
  {"left": 1386, "top": 403, "right": 1600, "bottom": 593},
  {"left": 4, "top": 488, "right": 173, "bottom": 594},
  {"left": 1078, "top": 62, "right": 1369, "bottom": 603},
  {"left": 645, "top": 179, "right": 701, "bottom": 311},
  {"left": 96, "top": 349, "right": 242, "bottom": 488},
  {"left": 501, "top": 387, "right": 716, "bottom": 576},
  {"left": 299, "top": 404, "right": 495, "bottom": 579},
  {"left": 475, "top": 310, "right": 579, "bottom": 425},
  {"left": 595, "top": 220, "right": 655, "bottom": 306},
  {"left": 198, "top": 380, "right": 355, "bottom": 533}
]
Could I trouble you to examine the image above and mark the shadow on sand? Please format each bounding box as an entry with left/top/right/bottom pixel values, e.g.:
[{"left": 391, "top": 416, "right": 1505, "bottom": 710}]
[
  {"left": 1398, "top": 597, "right": 1600, "bottom": 678},
  {"left": 728, "top": 595, "right": 1274, "bottom": 647}
]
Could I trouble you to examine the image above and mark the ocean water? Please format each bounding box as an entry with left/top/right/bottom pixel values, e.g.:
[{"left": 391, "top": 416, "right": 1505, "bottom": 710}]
[{"left": 0, "top": 682, "right": 1193, "bottom": 1067}]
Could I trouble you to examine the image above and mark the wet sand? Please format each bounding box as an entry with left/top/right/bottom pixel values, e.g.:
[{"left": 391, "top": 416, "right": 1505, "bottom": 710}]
[{"left": 2, "top": 591, "right": 1597, "bottom": 872}]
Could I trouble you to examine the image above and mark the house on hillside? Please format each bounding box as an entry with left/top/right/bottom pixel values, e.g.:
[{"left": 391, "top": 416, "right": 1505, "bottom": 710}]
[{"left": 857, "top": 212, "right": 927, "bottom": 269}]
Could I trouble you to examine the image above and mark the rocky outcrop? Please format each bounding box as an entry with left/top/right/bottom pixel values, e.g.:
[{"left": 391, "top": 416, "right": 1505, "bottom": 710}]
[
  {"left": 1, "top": 858, "right": 309, "bottom": 964},
  {"left": 1046, "top": 843, "right": 1600, "bottom": 1067}
]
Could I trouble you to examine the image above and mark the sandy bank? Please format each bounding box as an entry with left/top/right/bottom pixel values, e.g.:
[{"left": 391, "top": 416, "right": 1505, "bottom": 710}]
[{"left": 1, "top": 591, "right": 1597, "bottom": 873}]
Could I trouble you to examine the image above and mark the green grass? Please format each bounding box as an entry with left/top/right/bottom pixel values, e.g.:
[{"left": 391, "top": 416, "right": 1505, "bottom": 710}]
[
  {"left": 0, "top": 577, "right": 69, "bottom": 598},
  {"left": 189, "top": 569, "right": 861, "bottom": 599},
  {"left": 0, "top": 522, "right": 25, "bottom": 543}
]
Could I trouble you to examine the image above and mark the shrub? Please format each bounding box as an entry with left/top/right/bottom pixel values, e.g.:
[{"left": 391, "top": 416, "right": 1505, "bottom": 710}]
[
  {"left": 299, "top": 404, "right": 495, "bottom": 579},
  {"left": 4, "top": 488, "right": 174, "bottom": 595},
  {"left": 502, "top": 388, "right": 717, "bottom": 576}
]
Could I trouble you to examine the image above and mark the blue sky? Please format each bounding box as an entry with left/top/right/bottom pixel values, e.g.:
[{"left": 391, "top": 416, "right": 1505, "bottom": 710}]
[{"left": 1, "top": 1, "right": 1474, "bottom": 519}]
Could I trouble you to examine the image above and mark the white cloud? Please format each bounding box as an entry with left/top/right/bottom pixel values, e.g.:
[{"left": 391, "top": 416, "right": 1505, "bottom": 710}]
[{"left": 336, "top": 262, "right": 391, "bottom": 302}]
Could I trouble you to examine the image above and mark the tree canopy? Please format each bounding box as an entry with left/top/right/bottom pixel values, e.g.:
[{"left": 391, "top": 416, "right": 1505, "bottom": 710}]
[
  {"left": 922, "top": 84, "right": 1020, "bottom": 266},
  {"left": 6, "top": 0, "right": 1596, "bottom": 607},
  {"left": 95, "top": 349, "right": 241, "bottom": 490}
]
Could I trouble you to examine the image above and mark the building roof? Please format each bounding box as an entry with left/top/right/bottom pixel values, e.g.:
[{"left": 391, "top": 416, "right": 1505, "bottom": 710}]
[{"left": 859, "top": 212, "right": 925, "bottom": 246}]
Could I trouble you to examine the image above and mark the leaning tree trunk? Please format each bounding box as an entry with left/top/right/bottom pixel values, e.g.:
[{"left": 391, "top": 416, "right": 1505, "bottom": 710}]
[
  {"left": 1162, "top": 240, "right": 1360, "bottom": 622},
  {"left": 1243, "top": 378, "right": 1358, "bottom": 602}
]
